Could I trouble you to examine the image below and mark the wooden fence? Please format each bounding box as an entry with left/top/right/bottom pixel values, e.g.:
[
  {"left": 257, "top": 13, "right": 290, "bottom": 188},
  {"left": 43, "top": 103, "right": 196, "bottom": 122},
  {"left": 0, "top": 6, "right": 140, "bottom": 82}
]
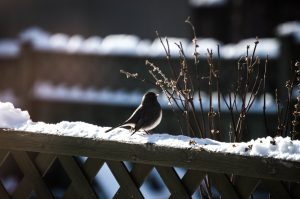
[
  {"left": 0, "top": 38, "right": 291, "bottom": 105},
  {"left": 0, "top": 129, "right": 299, "bottom": 199}
]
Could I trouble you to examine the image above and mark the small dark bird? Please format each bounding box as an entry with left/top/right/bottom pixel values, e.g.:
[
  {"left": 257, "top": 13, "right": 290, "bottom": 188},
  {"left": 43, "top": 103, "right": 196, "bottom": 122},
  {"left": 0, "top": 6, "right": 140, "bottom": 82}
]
[{"left": 105, "top": 92, "right": 162, "bottom": 135}]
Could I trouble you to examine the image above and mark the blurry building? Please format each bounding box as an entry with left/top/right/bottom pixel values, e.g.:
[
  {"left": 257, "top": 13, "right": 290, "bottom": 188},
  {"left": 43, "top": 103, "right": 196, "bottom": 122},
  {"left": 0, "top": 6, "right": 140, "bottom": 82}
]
[{"left": 1, "top": 0, "right": 300, "bottom": 43}]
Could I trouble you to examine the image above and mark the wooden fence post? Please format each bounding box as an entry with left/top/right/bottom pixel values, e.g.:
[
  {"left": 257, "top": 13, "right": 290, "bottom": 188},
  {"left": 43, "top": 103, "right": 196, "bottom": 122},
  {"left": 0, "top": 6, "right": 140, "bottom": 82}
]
[{"left": 19, "top": 41, "right": 35, "bottom": 111}]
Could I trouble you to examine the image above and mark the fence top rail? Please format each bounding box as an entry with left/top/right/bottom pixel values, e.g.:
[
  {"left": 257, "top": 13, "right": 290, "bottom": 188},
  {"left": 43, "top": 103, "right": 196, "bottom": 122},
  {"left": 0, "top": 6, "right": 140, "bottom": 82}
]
[{"left": 0, "top": 128, "right": 299, "bottom": 182}]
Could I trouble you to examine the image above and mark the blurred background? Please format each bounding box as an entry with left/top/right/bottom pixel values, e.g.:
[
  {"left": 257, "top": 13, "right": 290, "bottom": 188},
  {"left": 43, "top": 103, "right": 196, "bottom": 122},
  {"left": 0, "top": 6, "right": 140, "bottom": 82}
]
[
  {"left": 0, "top": 0, "right": 299, "bottom": 41},
  {"left": 0, "top": 0, "right": 299, "bottom": 136},
  {"left": 0, "top": 0, "right": 300, "bottom": 198},
  {"left": 0, "top": 0, "right": 300, "bottom": 137}
]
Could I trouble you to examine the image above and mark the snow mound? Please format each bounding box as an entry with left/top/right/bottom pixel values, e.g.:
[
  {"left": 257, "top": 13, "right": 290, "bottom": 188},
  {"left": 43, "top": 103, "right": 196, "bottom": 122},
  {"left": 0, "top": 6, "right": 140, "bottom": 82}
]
[
  {"left": 17, "top": 120, "right": 300, "bottom": 162},
  {"left": 0, "top": 102, "right": 30, "bottom": 128},
  {"left": 211, "top": 136, "right": 300, "bottom": 161},
  {"left": 0, "top": 101, "right": 299, "bottom": 162}
]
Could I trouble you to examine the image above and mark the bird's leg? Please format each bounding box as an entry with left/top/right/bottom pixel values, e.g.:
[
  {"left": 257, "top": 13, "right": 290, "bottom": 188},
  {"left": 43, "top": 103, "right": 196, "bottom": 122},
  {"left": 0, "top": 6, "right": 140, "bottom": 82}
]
[
  {"left": 143, "top": 130, "right": 149, "bottom": 134},
  {"left": 130, "top": 131, "right": 136, "bottom": 136},
  {"left": 129, "top": 127, "right": 134, "bottom": 133}
]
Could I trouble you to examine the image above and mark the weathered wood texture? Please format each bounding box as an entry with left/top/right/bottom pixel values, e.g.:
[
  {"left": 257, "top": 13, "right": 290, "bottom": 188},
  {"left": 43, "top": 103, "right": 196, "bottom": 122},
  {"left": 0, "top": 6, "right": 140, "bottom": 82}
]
[{"left": 0, "top": 129, "right": 299, "bottom": 199}]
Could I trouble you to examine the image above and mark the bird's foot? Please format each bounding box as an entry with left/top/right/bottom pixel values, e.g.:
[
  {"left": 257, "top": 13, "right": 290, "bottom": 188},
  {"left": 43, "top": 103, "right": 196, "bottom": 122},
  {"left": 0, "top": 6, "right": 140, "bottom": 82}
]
[{"left": 130, "top": 131, "right": 137, "bottom": 136}]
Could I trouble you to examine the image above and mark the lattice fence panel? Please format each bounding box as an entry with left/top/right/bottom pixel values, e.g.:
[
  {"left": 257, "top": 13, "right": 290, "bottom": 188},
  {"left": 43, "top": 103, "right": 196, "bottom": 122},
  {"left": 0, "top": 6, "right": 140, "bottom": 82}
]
[
  {"left": 0, "top": 150, "right": 299, "bottom": 199},
  {"left": 0, "top": 130, "right": 300, "bottom": 199}
]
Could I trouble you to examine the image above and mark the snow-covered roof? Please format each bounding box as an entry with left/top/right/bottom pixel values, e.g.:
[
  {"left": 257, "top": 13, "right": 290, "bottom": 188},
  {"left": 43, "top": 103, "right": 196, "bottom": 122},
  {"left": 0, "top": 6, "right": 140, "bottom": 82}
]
[{"left": 0, "top": 101, "right": 299, "bottom": 162}]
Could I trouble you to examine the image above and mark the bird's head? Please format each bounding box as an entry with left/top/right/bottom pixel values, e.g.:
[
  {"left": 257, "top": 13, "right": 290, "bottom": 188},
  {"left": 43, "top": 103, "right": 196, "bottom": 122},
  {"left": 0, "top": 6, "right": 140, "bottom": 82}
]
[{"left": 142, "top": 92, "right": 159, "bottom": 105}]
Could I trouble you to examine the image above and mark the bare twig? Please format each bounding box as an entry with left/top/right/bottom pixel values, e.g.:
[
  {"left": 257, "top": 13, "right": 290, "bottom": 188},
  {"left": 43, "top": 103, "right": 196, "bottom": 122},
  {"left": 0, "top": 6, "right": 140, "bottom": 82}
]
[{"left": 262, "top": 56, "right": 270, "bottom": 135}]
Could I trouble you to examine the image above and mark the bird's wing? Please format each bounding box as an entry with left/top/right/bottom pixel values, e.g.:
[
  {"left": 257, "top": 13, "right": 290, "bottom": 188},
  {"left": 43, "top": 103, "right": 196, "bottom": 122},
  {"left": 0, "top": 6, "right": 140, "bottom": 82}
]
[
  {"left": 123, "top": 105, "right": 144, "bottom": 125},
  {"left": 134, "top": 104, "right": 161, "bottom": 132}
]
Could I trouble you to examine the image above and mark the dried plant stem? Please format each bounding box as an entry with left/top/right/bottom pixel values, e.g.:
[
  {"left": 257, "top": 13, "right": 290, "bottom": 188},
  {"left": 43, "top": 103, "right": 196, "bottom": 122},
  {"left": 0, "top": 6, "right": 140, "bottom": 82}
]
[
  {"left": 222, "top": 92, "right": 238, "bottom": 141},
  {"left": 291, "top": 61, "right": 300, "bottom": 140},
  {"left": 155, "top": 31, "right": 177, "bottom": 80},
  {"left": 291, "top": 100, "right": 300, "bottom": 140},
  {"left": 121, "top": 19, "right": 275, "bottom": 144},
  {"left": 263, "top": 57, "right": 270, "bottom": 135},
  {"left": 275, "top": 89, "right": 284, "bottom": 136},
  {"left": 185, "top": 16, "right": 206, "bottom": 136},
  {"left": 283, "top": 80, "right": 293, "bottom": 137}
]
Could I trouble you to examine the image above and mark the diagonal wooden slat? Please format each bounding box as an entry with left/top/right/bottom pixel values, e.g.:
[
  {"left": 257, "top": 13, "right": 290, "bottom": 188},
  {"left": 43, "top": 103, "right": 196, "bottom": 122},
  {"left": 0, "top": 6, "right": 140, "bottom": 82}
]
[
  {"left": 11, "top": 151, "right": 54, "bottom": 199},
  {"left": 107, "top": 161, "right": 144, "bottom": 199},
  {"left": 83, "top": 158, "right": 105, "bottom": 181},
  {"left": 35, "top": 154, "right": 57, "bottom": 175},
  {"left": 58, "top": 156, "right": 98, "bottom": 199},
  {"left": 62, "top": 185, "right": 80, "bottom": 199},
  {"left": 130, "top": 163, "right": 153, "bottom": 185},
  {"left": 181, "top": 169, "right": 206, "bottom": 195},
  {"left": 290, "top": 182, "right": 300, "bottom": 199},
  {"left": 63, "top": 158, "right": 104, "bottom": 199},
  {"left": 156, "top": 166, "right": 190, "bottom": 199},
  {"left": 209, "top": 173, "right": 240, "bottom": 199},
  {"left": 234, "top": 176, "right": 260, "bottom": 198},
  {"left": 12, "top": 153, "right": 56, "bottom": 199},
  {"left": 0, "top": 150, "right": 11, "bottom": 199},
  {"left": 12, "top": 176, "right": 33, "bottom": 199},
  {"left": 262, "top": 179, "right": 292, "bottom": 199},
  {"left": 0, "top": 150, "right": 9, "bottom": 166},
  {"left": 0, "top": 182, "right": 10, "bottom": 199},
  {"left": 114, "top": 163, "right": 153, "bottom": 199}
]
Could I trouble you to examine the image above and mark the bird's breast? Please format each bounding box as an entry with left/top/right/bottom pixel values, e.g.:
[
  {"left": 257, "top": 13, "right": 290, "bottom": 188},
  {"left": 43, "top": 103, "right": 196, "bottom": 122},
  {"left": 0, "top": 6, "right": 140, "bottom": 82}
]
[{"left": 143, "top": 109, "right": 162, "bottom": 131}]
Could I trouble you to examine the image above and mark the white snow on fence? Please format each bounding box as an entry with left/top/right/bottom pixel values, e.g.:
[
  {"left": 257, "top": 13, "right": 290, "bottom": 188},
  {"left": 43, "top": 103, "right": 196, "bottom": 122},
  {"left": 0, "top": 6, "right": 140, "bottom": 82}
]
[
  {"left": 0, "top": 26, "right": 283, "bottom": 59},
  {"left": 221, "top": 38, "right": 280, "bottom": 59},
  {"left": 3, "top": 21, "right": 300, "bottom": 59},
  {"left": 0, "top": 102, "right": 30, "bottom": 128},
  {"left": 189, "top": 0, "right": 228, "bottom": 7},
  {"left": 276, "top": 21, "right": 300, "bottom": 43},
  {"left": 0, "top": 39, "right": 20, "bottom": 58},
  {"left": 0, "top": 101, "right": 299, "bottom": 162},
  {"left": 32, "top": 81, "right": 277, "bottom": 113}
]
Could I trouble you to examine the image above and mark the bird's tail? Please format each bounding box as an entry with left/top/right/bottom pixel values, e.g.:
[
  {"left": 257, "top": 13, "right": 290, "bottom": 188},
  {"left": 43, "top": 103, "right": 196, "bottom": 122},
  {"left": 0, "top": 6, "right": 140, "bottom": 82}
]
[
  {"left": 105, "top": 123, "right": 134, "bottom": 133},
  {"left": 105, "top": 123, "right": 127, "bottom": 133},
  {"left": 105, "top": 126, "right": 119, "bottom": 133}
]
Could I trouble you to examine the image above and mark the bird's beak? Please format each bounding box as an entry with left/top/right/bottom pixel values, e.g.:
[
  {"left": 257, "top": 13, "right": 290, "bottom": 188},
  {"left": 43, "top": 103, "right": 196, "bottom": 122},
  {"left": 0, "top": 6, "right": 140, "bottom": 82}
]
[{"left": 156, "top": 93, "right": 159, "bottom": 97}]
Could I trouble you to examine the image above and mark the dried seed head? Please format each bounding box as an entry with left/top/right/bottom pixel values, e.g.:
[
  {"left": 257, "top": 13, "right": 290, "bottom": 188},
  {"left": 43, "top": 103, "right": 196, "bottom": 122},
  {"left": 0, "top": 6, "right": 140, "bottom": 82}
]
[
  {"left": 185, "top": 16, "right": 191, "bottom": 23},
  {"left": 120, "top": 70, "right": 138, "bottom": 78},
  {"left": 156, "top": 80, "right": 163, "bottom": 85},
  {"left": 285, "top": 80, "right": 292, "bottom": 89},
  {"left": 295, "top": 61, "right": 300, "bottom": 68},
  {"left": 254, "top": 37, "right": 259, "bottom": 45},
  {"left": 270, "top": 140, "right": 276, "bottom": 145},
  {"left": 189, "top": 139, "right": 196, "bottom": 145},
  {"left": 192, "top": 38, "right": 198, "bottom": 45},
  {"left": 210, "top": 129, "right": 220, "bottom": 135}
]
